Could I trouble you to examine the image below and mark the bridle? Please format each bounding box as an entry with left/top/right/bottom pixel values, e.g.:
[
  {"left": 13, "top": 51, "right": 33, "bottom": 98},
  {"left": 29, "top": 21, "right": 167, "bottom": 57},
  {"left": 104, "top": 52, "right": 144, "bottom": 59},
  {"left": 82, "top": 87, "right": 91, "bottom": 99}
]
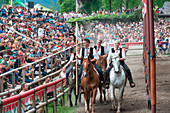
[
  {"left": 111, "top": 55, "right": 120, "bottom": 73},
  {"left": 83, "top": 62, "right": 92, "bottom": 77}
]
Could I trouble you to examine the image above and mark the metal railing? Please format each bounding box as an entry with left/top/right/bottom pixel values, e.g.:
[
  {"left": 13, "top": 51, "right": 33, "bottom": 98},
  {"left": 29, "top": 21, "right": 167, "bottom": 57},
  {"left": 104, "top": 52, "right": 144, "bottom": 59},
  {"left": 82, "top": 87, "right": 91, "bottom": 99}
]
[{"left": 0, "top": 45, "right": 75, "bottom": 94}]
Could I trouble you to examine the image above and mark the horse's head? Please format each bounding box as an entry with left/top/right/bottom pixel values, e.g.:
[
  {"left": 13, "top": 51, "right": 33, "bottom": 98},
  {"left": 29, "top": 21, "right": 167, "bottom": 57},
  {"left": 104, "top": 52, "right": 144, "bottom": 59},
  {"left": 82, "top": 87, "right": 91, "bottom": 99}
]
[
  {"left": 82, "top": 56, "right": 92, "bottom": 77},
  {"left": 96, "top": 54, "right": 108, "bottom": 73},
  {"left": 83, "top": 57, "right": 92, "bottom": 77},
  {"left": 111, "top": 53, "right": 120, "bottom": 74}
]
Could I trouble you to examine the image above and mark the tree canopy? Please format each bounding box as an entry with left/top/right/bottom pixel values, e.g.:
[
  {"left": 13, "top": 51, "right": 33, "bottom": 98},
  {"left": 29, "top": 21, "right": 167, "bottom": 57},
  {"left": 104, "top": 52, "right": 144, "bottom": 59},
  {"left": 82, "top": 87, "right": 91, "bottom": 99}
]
[{"left": 58, "top": 0, "right": 168, "bottom": 14}]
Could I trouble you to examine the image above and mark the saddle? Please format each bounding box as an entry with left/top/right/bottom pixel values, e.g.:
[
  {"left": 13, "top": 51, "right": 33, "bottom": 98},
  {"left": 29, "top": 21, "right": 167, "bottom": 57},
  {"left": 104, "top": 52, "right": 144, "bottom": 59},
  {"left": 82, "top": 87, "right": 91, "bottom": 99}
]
[{"left": 105, "top": 64, "right": 127, "bottom": 88}]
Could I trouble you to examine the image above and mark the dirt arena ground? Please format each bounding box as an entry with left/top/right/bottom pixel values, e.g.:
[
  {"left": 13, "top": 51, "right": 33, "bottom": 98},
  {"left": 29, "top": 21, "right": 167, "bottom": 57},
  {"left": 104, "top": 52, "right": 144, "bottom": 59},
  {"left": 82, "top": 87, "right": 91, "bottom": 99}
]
[{"left": 75, "top": 55, "right": 170, "bottom": 113}]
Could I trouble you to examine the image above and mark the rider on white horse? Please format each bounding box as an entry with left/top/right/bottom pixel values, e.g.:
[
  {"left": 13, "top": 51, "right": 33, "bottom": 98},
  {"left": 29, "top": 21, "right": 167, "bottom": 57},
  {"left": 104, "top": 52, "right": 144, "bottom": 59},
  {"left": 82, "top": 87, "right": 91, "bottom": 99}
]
[{"left": 105, "top": 40, "right": 135, "bottom": 88}]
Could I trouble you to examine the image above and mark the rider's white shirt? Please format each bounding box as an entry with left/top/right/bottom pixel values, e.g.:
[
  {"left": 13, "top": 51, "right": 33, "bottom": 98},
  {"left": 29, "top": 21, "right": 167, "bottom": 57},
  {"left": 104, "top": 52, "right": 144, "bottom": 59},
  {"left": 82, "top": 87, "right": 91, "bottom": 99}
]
[
  {"left": 70, "top": 53, "right": 81, "bottom": 65},
  {"left": 95, "top": 46, "right": 107, "bottom": 58},
  {"left": 80, "top": 47, "right": 99, "bottom": 59},
  {"left": 107, "top": 47, "right": 126, "bottom": 60}
]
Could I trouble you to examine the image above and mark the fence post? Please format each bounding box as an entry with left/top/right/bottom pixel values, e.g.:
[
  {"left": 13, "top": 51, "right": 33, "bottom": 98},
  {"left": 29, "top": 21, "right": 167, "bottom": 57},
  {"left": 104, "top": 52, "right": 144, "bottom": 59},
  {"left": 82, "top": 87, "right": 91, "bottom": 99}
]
[
  {"left": 23, "top": 68, "right": 25, "bottom": 83},
  {"left": 0, "top": 100, "right": 3, "bottom": 113},
  {"left": 51, "top": 56, "right": 53, "bottom": 72},
  {"left": 31, "top": 64, "right": 34, "bottom": 81},
  {"left": 12, "top": 71, "right": 15, "bottom": 89},
  {"left": 45, "top": 59, "right": 47, "bottom": 72},
  {"left": 18, "top": 95, "right": 21, "bottom": 113},
  {"left": 32, "top": 89, "right": 36, "bottom": 112},
  {"left": 39, "top": 61, "right": 41, "bottom": 85},
  {"left": 0, "top": 77, "right": 3, "bottom": 93},
  {"left": 61, "top": 79, "right": 65, "bottom": 106},
  {"left": 53, "top": 82, "right": 57, "bottom": 113},
  {"left": 44, "top": 85, "right": 48, "bottom": 113},
  {"left": 64, "top": 50, "right": 66, "bottom": 61}
]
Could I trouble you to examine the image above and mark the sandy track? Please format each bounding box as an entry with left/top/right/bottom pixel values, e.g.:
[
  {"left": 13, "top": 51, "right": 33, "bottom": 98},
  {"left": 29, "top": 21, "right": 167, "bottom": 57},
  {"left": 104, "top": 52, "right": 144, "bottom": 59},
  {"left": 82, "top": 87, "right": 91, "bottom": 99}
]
[{"left": 75, "top": 55, "right": 170, "bottom": 113}]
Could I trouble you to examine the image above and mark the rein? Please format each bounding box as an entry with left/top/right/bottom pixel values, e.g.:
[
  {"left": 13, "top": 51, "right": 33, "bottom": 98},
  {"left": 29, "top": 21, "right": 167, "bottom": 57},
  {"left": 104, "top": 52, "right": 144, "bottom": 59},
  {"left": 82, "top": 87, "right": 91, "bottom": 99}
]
[
  {"left": 111, "top": 56, "right": 121, "bottom": 73},
  {"left": 82, "top": 63, "right": 92, "bottom": 77}
]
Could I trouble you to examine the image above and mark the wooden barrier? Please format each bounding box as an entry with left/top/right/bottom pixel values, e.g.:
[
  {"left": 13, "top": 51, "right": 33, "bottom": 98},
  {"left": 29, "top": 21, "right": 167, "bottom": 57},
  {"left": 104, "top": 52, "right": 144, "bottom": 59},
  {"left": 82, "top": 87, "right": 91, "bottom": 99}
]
[{"left": 0, "top": 77, "right": 68, "bottom": 113}]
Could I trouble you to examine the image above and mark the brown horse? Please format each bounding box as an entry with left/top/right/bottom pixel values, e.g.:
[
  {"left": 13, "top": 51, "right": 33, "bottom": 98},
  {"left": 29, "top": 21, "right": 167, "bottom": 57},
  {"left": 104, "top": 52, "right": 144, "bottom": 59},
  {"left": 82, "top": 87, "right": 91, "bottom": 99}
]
[
  {"left": 96, "top": 54, "right": 108, "bottom": 104},
  {"left": 81, "top": 57, "right": 100, "bottom": 113}
]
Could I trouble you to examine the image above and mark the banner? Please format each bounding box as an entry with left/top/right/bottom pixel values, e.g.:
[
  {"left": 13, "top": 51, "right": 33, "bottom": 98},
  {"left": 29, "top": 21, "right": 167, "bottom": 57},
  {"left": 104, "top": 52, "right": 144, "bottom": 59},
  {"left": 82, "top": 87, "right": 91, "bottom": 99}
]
[
  {"left": 142, "top": 0, "right": 147, "bottom": 18},
  {"left": 161, "top": 42, "right": 168, "bottom": 52}
]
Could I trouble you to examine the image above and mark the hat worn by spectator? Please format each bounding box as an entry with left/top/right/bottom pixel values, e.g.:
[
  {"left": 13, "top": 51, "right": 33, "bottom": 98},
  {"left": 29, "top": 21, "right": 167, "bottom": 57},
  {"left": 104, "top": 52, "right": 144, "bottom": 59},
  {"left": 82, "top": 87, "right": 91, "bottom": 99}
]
[
  {"left": 19, "top": 51, "right": 24, "bottom": 56},
  {"left": 39, "top": 47, "right": 43, "bottom": 50},
  {"left": 3, "top": 54, "right": 8, "bottom": 58},
  {"left": 45, "top": 43, "right": 48, "bottom": 46},
  {"left": 35, "top": 47, "right": 39, "bottom": 50},
  {"left": 30, "top": 49, "right": 34, "bottom": 52}
]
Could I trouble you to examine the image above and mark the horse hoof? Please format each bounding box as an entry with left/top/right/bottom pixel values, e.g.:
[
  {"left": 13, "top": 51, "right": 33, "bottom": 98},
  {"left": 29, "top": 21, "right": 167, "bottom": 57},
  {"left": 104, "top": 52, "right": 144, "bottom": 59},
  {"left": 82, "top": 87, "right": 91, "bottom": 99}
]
[
  {"left": 70, "top": 103, "right": 73, "bottom": 107},
  {"left": 117, "top": 110, "right": 120, "bottom": 113},
  {"left": 86, "top": 111, "right": 90, "bottom": 113},
  {"left": 100, "top": 100, "right": 102, "bottom": 103},
  {"left": 113, "top": 106, "right": 117, "bottom": 111}
]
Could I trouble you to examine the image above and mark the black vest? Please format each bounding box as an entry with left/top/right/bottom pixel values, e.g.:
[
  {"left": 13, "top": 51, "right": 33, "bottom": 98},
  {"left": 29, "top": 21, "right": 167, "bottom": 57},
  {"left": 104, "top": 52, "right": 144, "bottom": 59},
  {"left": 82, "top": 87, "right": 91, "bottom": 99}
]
[
  {"left": 94, "top": 46, "right": 104, "bottom": 56},
  {"left": 111, "top": 48, "right": 124, "bottom": 64},
  {"left": 81, "top": 47, "right": 94, "bottom": 63},
  {"left": 73, "top": 53, "right": 76, "bottom": 60}
]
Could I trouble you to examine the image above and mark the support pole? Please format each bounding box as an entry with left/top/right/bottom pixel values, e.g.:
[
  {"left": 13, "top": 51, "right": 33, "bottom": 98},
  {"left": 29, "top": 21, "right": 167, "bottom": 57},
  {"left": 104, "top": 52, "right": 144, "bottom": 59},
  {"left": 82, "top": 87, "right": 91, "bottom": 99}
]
[
  {"left": 76, "top": 0, "right": 78, "bottom": 96},
  {"left": 146, "top": 0, "right": 151, "bottom": 109},
  {"left": 11, "top": 0, "right": 13, "bottom": 5},
  {"left": 149, "top": 0, "right": 156, "bottom": 112}
]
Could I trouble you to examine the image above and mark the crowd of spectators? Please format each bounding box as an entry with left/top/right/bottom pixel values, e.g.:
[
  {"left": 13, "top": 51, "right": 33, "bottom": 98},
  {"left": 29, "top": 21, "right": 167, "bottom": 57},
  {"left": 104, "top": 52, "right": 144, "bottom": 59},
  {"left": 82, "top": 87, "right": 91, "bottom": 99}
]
[
  {"left": 0, "top": 5, "right": 76, "bottom": 92},
  {"left": 0, "top": 4, "right": 169, "bottom": 93}
]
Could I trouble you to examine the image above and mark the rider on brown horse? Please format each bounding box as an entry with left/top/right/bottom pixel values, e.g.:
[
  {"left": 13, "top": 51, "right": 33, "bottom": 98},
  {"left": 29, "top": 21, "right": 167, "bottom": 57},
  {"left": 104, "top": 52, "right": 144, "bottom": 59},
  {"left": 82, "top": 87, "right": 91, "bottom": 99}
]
[
  {"left": 94, "top": 39, "right": 108, "bottom": 84},
  {"left": 76, "top": 39, "right": 103, "bottom": 85},
  {"left": 105, "top": 40, "right": 136, "bottom": 88}
]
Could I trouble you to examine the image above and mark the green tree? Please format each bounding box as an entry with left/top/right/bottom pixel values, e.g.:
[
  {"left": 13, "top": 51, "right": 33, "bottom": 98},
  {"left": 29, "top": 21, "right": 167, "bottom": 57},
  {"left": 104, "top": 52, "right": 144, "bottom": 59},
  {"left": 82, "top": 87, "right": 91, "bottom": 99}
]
[
  {"left": 0, "top": 0, "right": 10, "bottom": 6},
  {"left": 59, "top": 0, "right": 76, "bottom": 13},
  {"left": 153, "top": 0, "right": 170, "bottom": 8},
  {"left": 82, "top": 0, "right": 102, "bottom": 14}
]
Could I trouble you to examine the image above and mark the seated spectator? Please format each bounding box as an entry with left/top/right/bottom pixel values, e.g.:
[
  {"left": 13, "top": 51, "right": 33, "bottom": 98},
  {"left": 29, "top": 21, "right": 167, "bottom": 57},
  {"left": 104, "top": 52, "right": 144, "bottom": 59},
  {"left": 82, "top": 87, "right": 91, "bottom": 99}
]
[
  {"left": 60, "top": 67, "right": 66, "bottom": 78},
  {"left": 43, "top": 77, "right": 53, "bottom": 97},
  {"left": 34, "top": 56, "right": 48, "bottom": 77},
  {"left": 1, "top": 54, "right": 20, "bottom": 84},
  {"left": 21, "top": 65, "right": 34, "bottom": 83},
  {"left": 20, "top": 82, "right": 43, "bottom": 113},
  {"left": 3, "top": 76, "right": 11, "bottom": 92}
]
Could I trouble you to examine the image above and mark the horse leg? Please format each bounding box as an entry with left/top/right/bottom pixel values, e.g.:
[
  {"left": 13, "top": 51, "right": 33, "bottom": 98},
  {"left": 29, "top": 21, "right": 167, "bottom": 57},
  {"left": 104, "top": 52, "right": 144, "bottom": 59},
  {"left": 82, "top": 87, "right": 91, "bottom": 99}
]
[
  {"left": 92, "top": 88, "right": 97, "bottom": 113},
  {"left": 103, "top": 89, "right": 107, "bottom": 105},
  {"left": 79, "top": 85, "right": 82, "bottom": 103},
  {"left": 99, "top": 85, "right": 103, "bottom": 103},
  {"left": 74, "top": 88, "right": 78, "bottom": 107},
  {"left": 110, "top": 85, "right": 117, "bottom": 110},
  {"left": 68, "top": 87, "right": 73, "bottom": 107},
  {"left": 117, "top": 86, "right": 124, "bottom": 113},
  {"left": 107, "top": 89, "right": 110, "bottom": 100},
  {"left": 84, "top": 91, "right": 90, "bottom": 113},
  {"left": 90, "top": 91, "right": 93, "bottom": 109}
]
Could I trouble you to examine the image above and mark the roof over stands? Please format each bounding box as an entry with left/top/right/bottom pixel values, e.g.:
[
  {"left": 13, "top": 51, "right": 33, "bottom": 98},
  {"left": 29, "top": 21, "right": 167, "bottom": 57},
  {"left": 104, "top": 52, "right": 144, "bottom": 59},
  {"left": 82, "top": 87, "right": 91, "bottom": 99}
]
[{"left": 33, "top": 3, "right": 52, "bottom": 11}]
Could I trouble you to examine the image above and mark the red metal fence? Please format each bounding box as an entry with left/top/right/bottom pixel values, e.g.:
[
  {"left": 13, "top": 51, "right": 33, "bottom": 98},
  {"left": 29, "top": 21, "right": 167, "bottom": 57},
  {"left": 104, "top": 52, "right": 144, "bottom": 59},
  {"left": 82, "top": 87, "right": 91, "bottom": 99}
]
[{"left": 0, "top": 77, "right": 66, "bottom": 113}]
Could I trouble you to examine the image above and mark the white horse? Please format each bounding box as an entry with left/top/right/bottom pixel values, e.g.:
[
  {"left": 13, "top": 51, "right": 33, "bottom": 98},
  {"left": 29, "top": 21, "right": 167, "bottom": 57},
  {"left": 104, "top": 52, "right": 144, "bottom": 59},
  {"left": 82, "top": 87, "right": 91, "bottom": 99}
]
[{"left": 109, "top": 53, "right": 127, "bottom": 113}]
